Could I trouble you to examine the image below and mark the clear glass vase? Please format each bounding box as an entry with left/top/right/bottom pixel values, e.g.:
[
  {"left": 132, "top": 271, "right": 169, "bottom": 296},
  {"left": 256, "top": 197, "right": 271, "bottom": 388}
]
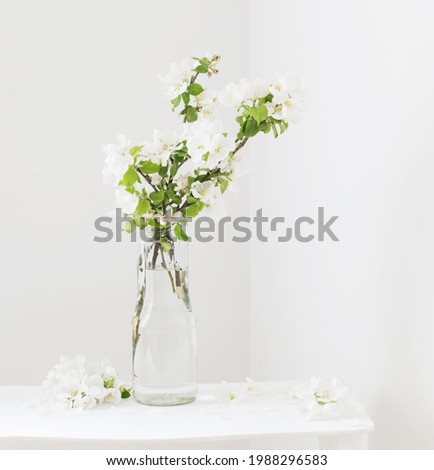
[{"left": 132, "top": 226, "right": 197, "bottom": 406}]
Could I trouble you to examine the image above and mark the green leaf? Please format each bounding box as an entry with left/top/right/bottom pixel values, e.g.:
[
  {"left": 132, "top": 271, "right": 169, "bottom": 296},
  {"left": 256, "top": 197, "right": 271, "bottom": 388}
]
[
  {"left": 195, "top": 64, "right": 208, "bottom": 74},
  {"left": 187, "top": 83, "right": 204, "bottom": 96},
  {"left": 271, "top": 122, "right": 278, "bottom": 138},
  {"left": 171, "top": 95, "right": 181, "bottom": 109},
  {"left": 104, "top": 377, "right": 115, "bottom": 388},
  {"left": 174, "top": 152, "right": 186, "bottom": 163},
  {"left": 185, "top": 106, "right": 198, "bottom": 123},
  {"left": 198, "top": 57, "right": 211, "bottom": 67},
  {"left": 158, "top": 165, "right": 168, "bottom": 177},
  {"left": 170, "top": 161, "right": 179, "bottom": 177},
  {"left": 182, "top": 92, "right": 190, "bottom": 105},
  {"left": 185, "top": 202, "right": 201, "bottom": 218},
  {"left": 248, "top": 104, "right": 268, "bottom": 124},
  {"left": 187, "top": 195, "right": 197, "bottom": 204},
  {"left": 149, "top": 191, "right": 165, "bottom": 204},
  {"left": 121, "top": 388, "right": 131, "bottom": 399},
  {"left": 129, "top": 145, "right": 144, "bottom": 158},
  {"left": 132, "top": 212, "right": 145, "bottom": 229},
  {"left": 119, "top": 166, "right": 139, "bottom": 187},
  {"left": 166, "top": 190, "right": 182, "bottom": 205},
  {"left": 174, "top": 224, "right": 189, "bottom": 241},
  {"left": 123, "top": 220, "right": 136, "bottom": 233},
  {"left": 135, "top": 199, "right": 151, "bottom": 216},
  {"left": 140, "top": 160, "right": 160, "bottom": 174},
  {"left": 278, "top": 120, "right": 288, "bottom": 133},
  {"left": 218, "top": 176, "right": 230, "bottom": 193},
  {"left": 259, "top": 121, "right": 271, "bottom": 134},
  {"left": 244, "top": 118, "right": 260, "bottom": 137}
]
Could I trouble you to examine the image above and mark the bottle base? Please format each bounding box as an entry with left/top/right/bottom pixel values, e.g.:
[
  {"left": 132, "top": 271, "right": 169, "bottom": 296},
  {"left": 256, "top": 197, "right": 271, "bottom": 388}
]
[{"left": 133, "top": 385, "right": 197, "bottom": 406}]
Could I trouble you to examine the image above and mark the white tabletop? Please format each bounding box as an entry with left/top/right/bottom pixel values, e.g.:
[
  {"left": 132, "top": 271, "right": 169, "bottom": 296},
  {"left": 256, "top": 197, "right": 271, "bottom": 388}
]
[{"left": 0, "top": 382, "right": 373, "bottom": 445}]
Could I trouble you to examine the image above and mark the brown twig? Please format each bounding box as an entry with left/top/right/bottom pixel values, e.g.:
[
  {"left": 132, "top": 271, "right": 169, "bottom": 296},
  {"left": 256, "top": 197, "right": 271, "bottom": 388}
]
[{"left": 137, "top": 168, "right": 158, "bottom": 191}]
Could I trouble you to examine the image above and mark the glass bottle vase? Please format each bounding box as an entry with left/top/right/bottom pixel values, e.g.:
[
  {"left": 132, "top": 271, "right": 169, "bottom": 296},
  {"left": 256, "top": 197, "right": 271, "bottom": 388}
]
[{"left": 132, "top": 227, "right": 197, "bottom": 406}]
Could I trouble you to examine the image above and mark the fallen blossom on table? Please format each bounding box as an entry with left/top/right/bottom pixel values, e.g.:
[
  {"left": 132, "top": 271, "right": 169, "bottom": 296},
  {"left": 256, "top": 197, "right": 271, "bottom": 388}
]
[{"left": 41, "top": 356, "right": 131, "bottom": 411}]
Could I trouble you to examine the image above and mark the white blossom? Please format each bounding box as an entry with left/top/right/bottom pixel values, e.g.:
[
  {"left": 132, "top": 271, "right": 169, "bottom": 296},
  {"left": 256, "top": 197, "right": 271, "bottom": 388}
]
[
  {"left": 185, "top": 119, "right": 234, "bottom": 170},
  {"left": 206, "top": 134, "right": 236, "bottom": 169},
  {"left": 213, "top": 382, "right": 245, "bottom": 404},
  {"left": 239, "top": 78, "right": 270, "bottom": 101},
  {"left": 219, "top": 83, "right": 244, "bottom": 107},
  {"left": 305, "top": 377, "right": 350, "bottom": 419},
  {"left": 245, "top": 377, "right": 256, "bottom": 393},
  {"left": 200, "top": 200, "right": 227, "bottom": 220},
  {"left": 102, "top": 135, "right": 133, "bottom": 186},
  {"left": 102, "top": 134, "right": 131, "bottom": 157},
  {"left": 145, "top": 128, "right": 184, "bottom": 166},
  {"left": 174, "top": 159, "right": 197, "bottom": 191},
  {"left": 193, "top": 89, "right": 218, "bottom": 118},
  {"left": 219, "top": 150, "right": 249, "bottom": 193},
  {"left": 159, "top": 58, "right": 195, "bottom": 100},
  {"left": 115, "top": 188, "right": 138, "bottom": 215},
  {"left": 186, "top": 119, "right": 223, "bottom": 162},
  {"left": 191, "top": 180, "right": 216, "bottom": 205},
  {"left": 83, "top": 374, "right": 108, "bottom": 402},
  {"left": 42, "top": 356, "right": 129, "bottom": 411},
  {"left": 103, "top": 382, "right": 123, "bottom": 404},
  {"left": 267, "top": 74, "right": 305, "bottom": 123}
]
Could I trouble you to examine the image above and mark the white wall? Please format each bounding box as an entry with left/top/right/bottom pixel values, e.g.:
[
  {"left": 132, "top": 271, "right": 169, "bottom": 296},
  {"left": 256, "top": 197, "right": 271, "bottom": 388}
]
[
  {"left": 0, "top": 0, "right": 250, "bottom": 385},
  {"left": 249, "top": 0, "right": 434, "bottom": 449}
]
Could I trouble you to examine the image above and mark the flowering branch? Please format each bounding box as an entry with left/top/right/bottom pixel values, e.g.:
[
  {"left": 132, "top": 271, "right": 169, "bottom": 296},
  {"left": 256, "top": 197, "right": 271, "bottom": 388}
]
[{"left": 102, "top": 54, "right": 304, "bottom": 243}]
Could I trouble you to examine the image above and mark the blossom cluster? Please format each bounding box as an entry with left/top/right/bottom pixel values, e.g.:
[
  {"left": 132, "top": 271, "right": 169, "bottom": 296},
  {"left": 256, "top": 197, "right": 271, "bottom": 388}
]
[
  {"left": 213, "top": 377, "right": 353, "bottom": 420},
  {"left": 41, "top": 356, "right": 131, "bottom": 411},
  {"left": 102, "top": 54, "right": 304, "bottom": 241}
]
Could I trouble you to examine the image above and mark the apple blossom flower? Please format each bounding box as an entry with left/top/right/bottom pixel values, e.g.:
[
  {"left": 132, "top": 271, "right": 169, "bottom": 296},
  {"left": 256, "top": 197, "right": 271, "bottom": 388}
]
[
  {"left": 305, "top": 377, "right": 350, "bottom": 419},
  {"left": 219, "top": 83, "right": 244, "bottom": 107},
  {"left": 159, "top": 58, "right": 195, "bottom": 100},
  {"left": 146, "top": 128, "right": 184, "bottom": 166},
  {"left": 205, "top": 134, "right": 236, "bottom": 169},
  {"left": 213, "top": 382, "right": 245, "bottom": 404},
  {"left": 102, "top": 135, "right": 133, "bottom": 186},
  {"left": 83, "top": 374, "right": 108, "bottom": 402},
  {"left": 102, "top": 134, "right": 131, "bottom": 157},
  {"left": 200, "top": 200, "right": 227, "bottom": 220},
  {"left": 104, "top": 387, "right": 122, "bottom": 404},
  {"left": 267, "top": 74, "right": 305, "bottom": 123},
  {"left": 193, "top": 89, "right": 218, "bottom": 118},
  {"left": 191, "top": 181, "right": 216, "bottom": 205},
  {"left": 239, "top": 78, "right": 270, "bottom": 101},
  {"left": 245, "top": 377, "right": 256, "bottom": 393},
  {"left": 115, "top": 188, "right": 139, "bottom": 215},
  {"left": 174, "top": 159, "right": 197, "bottom": 191},
  {"left": 186, "top": 119, "right": 224, "bottom": 162}
]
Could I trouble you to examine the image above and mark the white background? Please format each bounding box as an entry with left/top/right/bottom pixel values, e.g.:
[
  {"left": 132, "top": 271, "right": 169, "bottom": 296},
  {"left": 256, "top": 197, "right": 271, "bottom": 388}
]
[{"left": 1, "top": 0, "right": 433, "bottom": 450}]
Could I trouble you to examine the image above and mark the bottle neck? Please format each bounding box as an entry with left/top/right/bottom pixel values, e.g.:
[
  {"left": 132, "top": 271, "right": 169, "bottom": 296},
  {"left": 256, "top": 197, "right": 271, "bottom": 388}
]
[
  {"left": 137, "top": 227, "right": 191, "bottom": 310},
  {"left": 140, "top": 226, "right": 188, "bottom": 272}
]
